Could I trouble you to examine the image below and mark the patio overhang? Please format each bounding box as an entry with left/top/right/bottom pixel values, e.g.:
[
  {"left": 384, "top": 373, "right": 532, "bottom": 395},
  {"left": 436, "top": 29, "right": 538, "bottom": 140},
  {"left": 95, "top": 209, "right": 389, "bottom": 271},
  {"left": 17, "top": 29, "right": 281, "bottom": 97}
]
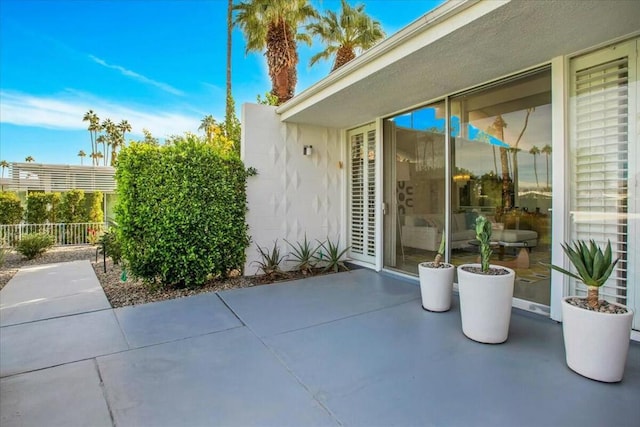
[{"left": 277, "top": 0, "right": 640, "bottom": 129}]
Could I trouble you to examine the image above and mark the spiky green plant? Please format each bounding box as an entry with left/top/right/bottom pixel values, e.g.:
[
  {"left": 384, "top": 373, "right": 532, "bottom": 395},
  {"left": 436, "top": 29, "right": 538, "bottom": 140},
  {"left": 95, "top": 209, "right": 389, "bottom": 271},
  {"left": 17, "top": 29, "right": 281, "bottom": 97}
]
[
  {"left": 253, "top": 240, "right": 286, "bottom": 279},
  {"left": 551, "top": 240, "right": 619, "bottom": 309},
  {"left": 315, "top": 237, "right": 350, "bottom": 273},
  {"left": 475, "top": 215, "right": 492, "bottom": 273},
  {"left": 284, "top": 235, "right": 318, "bottom": 275}
]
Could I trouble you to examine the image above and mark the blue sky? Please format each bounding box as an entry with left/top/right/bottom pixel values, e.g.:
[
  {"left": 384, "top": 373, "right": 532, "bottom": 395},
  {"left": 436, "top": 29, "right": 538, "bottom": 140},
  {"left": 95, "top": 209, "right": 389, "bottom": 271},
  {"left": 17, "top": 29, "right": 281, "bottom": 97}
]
[{"left": 0, "top": 0, "right": 444, "bottom": 165}]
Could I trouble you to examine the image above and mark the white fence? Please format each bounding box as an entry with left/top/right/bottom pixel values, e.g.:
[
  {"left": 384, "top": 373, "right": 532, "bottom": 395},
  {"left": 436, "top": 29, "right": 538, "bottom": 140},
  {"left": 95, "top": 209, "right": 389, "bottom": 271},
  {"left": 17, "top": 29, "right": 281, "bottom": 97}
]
[{"left": 0, "top": 222, "right": 107, "bottom": 246}]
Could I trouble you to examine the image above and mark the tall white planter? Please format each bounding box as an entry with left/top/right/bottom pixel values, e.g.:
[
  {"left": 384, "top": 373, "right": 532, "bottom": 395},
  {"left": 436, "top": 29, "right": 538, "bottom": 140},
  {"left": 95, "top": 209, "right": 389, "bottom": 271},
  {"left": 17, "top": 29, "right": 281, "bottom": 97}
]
[
  {"left": 418, "top": 262, "right": 454, "bottom": 312},
  {"left": 562, "top": 297, "right": 634, "bottom": 382},
  {"left": 457, "top": 264, "right": 515, "bottom": 344}
]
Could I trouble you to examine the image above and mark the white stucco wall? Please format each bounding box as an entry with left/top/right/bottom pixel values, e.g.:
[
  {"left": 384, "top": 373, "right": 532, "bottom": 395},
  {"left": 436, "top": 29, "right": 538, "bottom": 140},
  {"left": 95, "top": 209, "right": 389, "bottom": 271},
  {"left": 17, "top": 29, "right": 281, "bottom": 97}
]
[{"left": 241, "top": 103, "right": 344, "bottom": 275}]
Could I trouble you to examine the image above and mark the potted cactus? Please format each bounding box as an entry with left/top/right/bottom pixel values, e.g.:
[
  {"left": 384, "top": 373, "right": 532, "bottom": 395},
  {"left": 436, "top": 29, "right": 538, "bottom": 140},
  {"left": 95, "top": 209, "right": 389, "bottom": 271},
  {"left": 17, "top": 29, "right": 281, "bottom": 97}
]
[
  {"left": 418, "top": 234, "right": 454, "bottom": 312},
  {"left": 551, "top": 240, "right": 634, "bottom": 382},
  {"left": 457, "top": 215, "right": 515, "bottom": 343}
]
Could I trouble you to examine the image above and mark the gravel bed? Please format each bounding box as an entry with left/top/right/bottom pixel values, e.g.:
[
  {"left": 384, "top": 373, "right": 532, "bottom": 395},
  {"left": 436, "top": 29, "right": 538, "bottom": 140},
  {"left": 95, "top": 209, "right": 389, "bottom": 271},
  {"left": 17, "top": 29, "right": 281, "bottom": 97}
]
[{"left": 0, "top": 245, "right": 256, "bottom": 308}]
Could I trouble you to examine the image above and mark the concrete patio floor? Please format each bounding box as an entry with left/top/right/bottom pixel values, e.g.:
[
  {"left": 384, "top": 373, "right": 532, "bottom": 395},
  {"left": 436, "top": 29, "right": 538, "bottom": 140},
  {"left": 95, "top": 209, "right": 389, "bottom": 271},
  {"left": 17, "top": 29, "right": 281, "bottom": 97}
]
[{"left": 1, "top": 260, "right": 639, "bottom": 427}]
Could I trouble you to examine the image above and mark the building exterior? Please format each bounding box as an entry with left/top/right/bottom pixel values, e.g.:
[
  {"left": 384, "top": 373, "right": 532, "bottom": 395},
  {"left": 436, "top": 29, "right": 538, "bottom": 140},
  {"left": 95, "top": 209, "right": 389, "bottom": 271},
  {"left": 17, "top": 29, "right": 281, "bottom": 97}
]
[
  {"left": 242, "top": 0, "right": 639, "bottom": 336},
  {"left": 1, "top": 162, "right": 116, "bottom": 220}
]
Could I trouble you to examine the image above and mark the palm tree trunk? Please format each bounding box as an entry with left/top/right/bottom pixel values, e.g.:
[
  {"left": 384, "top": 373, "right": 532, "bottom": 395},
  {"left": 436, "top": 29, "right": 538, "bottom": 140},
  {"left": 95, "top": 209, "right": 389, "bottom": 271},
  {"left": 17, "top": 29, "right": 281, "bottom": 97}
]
[
  {"left": 225, "top": 0, "right": 233, "bottom": 121},
  {"left": 266, "top": 22, "right": 297, "bottom": 104},
  {"left": 533, "top": 155, "right": 539, "bottom": 188},
  {"left": 587, "top": 286, "right": 599, "bottom": 309},
  {"left": 332, "top": 46, "right": 356, "bottom": 71}
]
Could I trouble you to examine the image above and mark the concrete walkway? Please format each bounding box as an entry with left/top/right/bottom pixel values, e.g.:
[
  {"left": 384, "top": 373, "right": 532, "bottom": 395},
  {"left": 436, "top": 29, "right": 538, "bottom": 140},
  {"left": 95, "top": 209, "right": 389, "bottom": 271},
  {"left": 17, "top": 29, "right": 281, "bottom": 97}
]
[{"left": 1, "top": 261, "right": 639, "bottom": 427}]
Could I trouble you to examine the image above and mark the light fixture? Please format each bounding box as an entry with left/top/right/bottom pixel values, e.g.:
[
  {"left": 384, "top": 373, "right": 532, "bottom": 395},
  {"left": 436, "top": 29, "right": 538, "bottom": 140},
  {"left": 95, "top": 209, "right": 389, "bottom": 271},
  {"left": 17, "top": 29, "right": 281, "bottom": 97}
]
[{"left": 303, "top": 145, "right": 313, "bottom": 156}]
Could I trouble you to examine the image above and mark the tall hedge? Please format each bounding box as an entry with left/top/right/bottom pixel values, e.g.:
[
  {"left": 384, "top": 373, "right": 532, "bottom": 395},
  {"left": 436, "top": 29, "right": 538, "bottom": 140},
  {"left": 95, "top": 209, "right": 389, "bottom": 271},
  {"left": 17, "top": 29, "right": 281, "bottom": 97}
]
[
  {"left": 0, "top": 192, "right": 23, "bottom": 224},
  {"left": 85, "top": 191, "right": 104, "bottom": 223},
  {"left": 60, "top": 189, "right": 86, "bottom": 223},
  {"left": 115, "top": 135, "right": 250, "bottom": 287},
  {"left": 26, "top": 192, "right": 53, "bottom": 224}
]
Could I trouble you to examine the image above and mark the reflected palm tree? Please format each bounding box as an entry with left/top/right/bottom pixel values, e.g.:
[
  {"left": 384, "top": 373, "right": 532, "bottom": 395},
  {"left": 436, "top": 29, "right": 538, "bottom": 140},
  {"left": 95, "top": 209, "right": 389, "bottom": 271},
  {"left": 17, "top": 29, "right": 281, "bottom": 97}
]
[
  {"left": 78, "top": 150, "right": 86, "bottom": 166},
  {"left": 541, "top": 144, "right": 552, "bottom": 190},
  {"left": 25, "top": 156, "right": 35, "bottom": 162},
  {"left": 529, "top": 146, "right": 540, "bottom": 189}
]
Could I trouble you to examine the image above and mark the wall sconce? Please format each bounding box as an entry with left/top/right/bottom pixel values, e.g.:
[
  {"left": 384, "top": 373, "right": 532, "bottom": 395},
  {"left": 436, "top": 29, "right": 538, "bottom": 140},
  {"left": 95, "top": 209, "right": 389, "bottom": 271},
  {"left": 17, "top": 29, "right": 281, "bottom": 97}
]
[{"left": 303, "top": 145, "right": 313, "bottom": 156}]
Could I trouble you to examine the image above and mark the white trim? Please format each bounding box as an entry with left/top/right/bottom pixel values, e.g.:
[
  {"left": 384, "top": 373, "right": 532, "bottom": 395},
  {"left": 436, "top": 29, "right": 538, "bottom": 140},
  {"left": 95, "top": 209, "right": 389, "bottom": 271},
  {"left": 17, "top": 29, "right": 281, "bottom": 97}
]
[
  {"left": 512, "top": 298, "right": 551, "bottom": 317},
  {"left": 550, "top": 55, "right": 569, "bottom": 322},
  {"left": 565, "top": 30, "right": 640, "bottom": 61},
  {"left": 375, "top": 118, "right": 384, "bottom": 271}
]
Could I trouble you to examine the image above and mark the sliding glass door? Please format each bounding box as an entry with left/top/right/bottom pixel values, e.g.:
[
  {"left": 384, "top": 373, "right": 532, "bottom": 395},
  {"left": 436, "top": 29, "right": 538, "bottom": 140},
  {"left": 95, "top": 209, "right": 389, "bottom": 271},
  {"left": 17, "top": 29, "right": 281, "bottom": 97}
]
[
  {"left": 382, "top": 69, "right": 553, "bottom": 306},
  {"left": 383, "top": 102, "right": 446, "bottom": 275},
  {"left": 450, "top": 69, "right": 553, "bottom": 306}
]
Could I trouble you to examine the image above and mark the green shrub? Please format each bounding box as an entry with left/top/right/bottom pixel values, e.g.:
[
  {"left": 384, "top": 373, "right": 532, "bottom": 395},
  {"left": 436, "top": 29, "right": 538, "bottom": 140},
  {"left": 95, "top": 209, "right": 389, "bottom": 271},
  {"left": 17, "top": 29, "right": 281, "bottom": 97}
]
[
  {"left": 60, "top": 189, "right": 86, "bottom": 223},
  {"left": 0, "top": 246, "right": 7, "bottom": 268},
  {"left": 48, "top": 193, "right": 61, "bottom": 223},
  {"left": 16, "top": 233, "right": 54, "bottom": 260},
  {"left": 0, "top": 192, "right": 23, "bottom": 224},
  {"left": 115, "top": 134, "right": 250, "bottom": 287},
  {"left": 98, "top": 228, "right": 122, "bottom": 265},
  {"left": 85, "top": 191, "right": 104, "bottom": 223},
  {"left": 26, "top": 192, "right": 53, "bottom": 224}
]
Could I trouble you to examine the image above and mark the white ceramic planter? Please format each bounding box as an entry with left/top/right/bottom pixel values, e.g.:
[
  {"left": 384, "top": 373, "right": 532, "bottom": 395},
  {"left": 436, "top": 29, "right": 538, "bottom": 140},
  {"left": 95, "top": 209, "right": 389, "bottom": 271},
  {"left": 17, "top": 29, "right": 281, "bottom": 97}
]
[
  {"left": 457, "top": 264, "right": 515, "bottom": 344},
  {"left": 418, "top": 262, "right": 454, "bottom": 312},
  {"left": 562, "top": 297, "right": 634, "bottom": 382}
]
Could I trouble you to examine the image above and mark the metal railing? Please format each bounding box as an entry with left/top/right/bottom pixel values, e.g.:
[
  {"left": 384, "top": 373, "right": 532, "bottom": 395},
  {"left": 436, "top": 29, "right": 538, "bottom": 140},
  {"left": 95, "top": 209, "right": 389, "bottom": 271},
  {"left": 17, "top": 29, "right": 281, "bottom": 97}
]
[{"left": 0, "top": 222, "right": 107, "bottom": 246}]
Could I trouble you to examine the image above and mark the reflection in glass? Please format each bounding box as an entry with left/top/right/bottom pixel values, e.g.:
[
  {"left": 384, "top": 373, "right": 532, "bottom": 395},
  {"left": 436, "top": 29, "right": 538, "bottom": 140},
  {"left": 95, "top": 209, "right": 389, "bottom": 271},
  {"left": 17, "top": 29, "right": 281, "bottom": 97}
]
[
  {"left": 450, "top": 69, "right": 552, "bottom": 305},
  {"left": 382, "top": 69, "right": 553, "bottom": 306},
  {"left": 383, "top": 102, "right": 446, "bottom": 275}
]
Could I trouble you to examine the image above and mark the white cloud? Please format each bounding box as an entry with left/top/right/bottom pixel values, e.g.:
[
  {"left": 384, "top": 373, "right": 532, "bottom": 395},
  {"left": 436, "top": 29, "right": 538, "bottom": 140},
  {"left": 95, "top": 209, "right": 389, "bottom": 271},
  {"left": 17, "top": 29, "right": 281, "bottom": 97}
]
[
  {"left": 0, "top": 90, "right": 201, "bottom": 138},
  {"left": 89, "top": 55, "right": 185, "bottom": 96}
]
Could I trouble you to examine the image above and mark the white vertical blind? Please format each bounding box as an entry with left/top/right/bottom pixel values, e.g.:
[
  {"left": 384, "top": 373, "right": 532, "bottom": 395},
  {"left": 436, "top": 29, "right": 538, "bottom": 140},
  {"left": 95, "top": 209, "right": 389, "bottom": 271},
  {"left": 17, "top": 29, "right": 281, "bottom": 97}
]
[
  {"left": 349, "top": 125, "right": 376, "bottom": 264},
  {"left": 351, "top": 132, "right": 365, "bottom": 256},
  {"left": 367, "top": 129, "right": 376, "bottom": 257},
  {"left": 570, "top": 42, "right": 633, "bottom": 304}
]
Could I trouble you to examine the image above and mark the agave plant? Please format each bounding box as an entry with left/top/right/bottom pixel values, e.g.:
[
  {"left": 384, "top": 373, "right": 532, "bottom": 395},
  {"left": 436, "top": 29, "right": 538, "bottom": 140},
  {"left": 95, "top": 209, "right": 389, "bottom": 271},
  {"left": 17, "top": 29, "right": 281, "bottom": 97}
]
[
  {"left": 253, "top": 240, "right": 286, "bottom": 279},
  {"left": 284, "top": 235, "right": 318, "bottom": 275},
  {"left": 551, "top": 240, "right": 619, "bottom": 309},
  {"left": 475, "top": 215, "right": 493, "bottom": 273},
  {"left": 315, "top": 237, "right": 350, "bottom": 273}
]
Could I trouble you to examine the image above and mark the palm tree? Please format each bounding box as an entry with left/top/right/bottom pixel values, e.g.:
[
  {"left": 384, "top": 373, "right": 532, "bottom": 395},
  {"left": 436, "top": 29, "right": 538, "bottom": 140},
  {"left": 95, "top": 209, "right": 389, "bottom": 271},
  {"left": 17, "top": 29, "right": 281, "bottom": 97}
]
[
  {"left": 82, "top": 110, "right": 100, "bottom": 166},
  {"left": 78, "top": 150, "right": 86, "bottom": 166},
  {"left": 0, "top": 160, "right": 9, "bottom": 178},
  {"left": 96, "top": 135, "right": 108, "bottom": 166},
  {"left": 91, "top": 151, "right": 103, "bottom": 165},
  {"left": 199, "top": 115, "right": 217, "bottom": 141},
  {"left": 113, "top": 120, "right": 132, "bottom": 166},
  {"left": 529, "top": 146, "right": 540, "bottom": 189},
  {"left": 541, "top": 144, "right": 552, "bottom": 190},
  {"left": 307, "top": 0, "right": 385, "bottom": 72},
  {"left": 234, "top": 0, "right": 318, "bottom": 104},
  {"left": 490, "top": 115, "right": 512, "bottom": 210},
  {"left": 226, "top": 0, "right": 234, "bottom": 127},
  {"left": 25, "top": 156, "right": 35, "bottom": 163},
  {"left": 101, "top": 119, "right": 117, "bottom": 166}
]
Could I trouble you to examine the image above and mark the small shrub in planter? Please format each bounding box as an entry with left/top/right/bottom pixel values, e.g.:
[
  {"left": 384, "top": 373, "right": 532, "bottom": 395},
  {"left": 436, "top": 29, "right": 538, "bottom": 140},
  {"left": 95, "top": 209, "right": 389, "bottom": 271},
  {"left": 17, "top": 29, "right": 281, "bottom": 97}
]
[{"left": 16, "top": 233, "right": 54, "bottom": 260}]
